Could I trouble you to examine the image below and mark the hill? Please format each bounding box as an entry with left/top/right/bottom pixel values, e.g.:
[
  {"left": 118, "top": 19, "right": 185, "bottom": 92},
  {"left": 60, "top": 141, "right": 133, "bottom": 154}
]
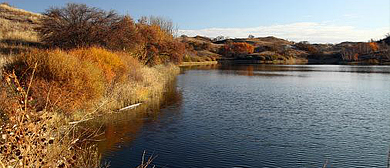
[
  {"left": 1, "top": 3, "right": 389, "bottom": 65},
  {"left": 180, "top": 34, "right": 390, "bottom": 65},
  {"left": 0, "top": 3, "right": 42, "bottom": 57}
]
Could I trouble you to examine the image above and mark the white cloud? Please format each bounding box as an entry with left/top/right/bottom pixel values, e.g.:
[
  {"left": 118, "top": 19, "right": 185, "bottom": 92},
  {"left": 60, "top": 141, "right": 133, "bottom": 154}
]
[{"left": 178, "top": 22, "right": 389, "bottom": 43}]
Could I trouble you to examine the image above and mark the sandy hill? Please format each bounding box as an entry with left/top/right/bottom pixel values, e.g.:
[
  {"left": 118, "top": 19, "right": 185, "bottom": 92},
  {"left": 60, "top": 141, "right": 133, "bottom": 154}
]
[
  {"left": 0, "top": 3, "right": 42, "bottom": 42},
  {"left": 0, "top": 3, "right": 43, "bottom": 57}
]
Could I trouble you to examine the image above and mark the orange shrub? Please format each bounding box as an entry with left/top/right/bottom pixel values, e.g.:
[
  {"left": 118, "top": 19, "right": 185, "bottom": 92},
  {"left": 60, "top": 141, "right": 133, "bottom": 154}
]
[
  {"left": 9, "top": 49, "right": 104, "bottom": 113},
  {"left": 369, "top": 42, "right": 379, "bottom": 52},
  {"left": 136, "top": 24, "right": 184, "bottom": 65},
  {"left": 221, "top": 42, "right": 254, "bottom": 57},
  {"left": 70, "top": 47, "right": 127, "bottom": 85},
  {"left": 5, "top": 47, "right": 133, "bottom": 114}
]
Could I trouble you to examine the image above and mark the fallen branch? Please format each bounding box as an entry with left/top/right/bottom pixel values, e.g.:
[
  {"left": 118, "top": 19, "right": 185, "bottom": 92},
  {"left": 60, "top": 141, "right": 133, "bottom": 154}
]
[
  {"left": 118, "top": 103, "right": 142, "bottom": 111},
  {"left": 68, "top": 118, "right": 93, "bottom": 125}
]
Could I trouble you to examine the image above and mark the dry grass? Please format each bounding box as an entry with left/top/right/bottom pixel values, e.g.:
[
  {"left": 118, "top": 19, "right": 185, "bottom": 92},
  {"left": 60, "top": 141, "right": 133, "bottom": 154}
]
[
  {"left": 7, "top": 48, "right": 106, "bottom": 114},
  {"left": 0, "top": 47, "right": 180, "bottom": 167},
  {"left": 0, "top": 4, "right": 41, "bottom": 42},
  {"left": 70, "top": 48, "right": 127, "bottom": 86},
  {"left": 0, "top": 71, "right": 101, "bottom": 167},
  {"left": 0, "top": 18, "right": 39, "bottom": 42},
  {"left": 0, "top": 4, "right": 180, "bottom": 167},
  {"left": 0, "top": 4, "right": 42, "bottom": 19},
  {"left": 0, "top": 3, "right": 42, "bottom": 75},
  {"left": 102, "top": 61, "right": 179, "bottom": 114},
  {"left": 2, "top": 46, "right": 179, "bottom": 116}
]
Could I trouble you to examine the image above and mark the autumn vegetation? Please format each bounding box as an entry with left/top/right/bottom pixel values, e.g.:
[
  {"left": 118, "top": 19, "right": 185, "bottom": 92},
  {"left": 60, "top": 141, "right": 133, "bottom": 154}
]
[
  {"left": 0, "top": 3, "right": 181, "bottom": 167},
  {"left": 188, "top": 35, "right": 390, "bottom": 64},
  {"left": 220, "top": 41, "right": 255, "bottom": 58},
  {"left": 1, "top": 2, "right": 390, "bottom": 167}
]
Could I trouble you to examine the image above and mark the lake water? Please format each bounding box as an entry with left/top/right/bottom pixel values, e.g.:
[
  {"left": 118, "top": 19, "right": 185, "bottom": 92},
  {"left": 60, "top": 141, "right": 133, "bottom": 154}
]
[{"left": 100, "top": 64, "right": 390, "bottom": 168}]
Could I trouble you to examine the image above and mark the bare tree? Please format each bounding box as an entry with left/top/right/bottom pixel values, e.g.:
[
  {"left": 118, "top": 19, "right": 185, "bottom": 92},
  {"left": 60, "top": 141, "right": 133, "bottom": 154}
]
[
  {"left": 138, "top": 16, "right": 178, "bottom": 36},
  {"left": 36, "top": 3, "right": 122, "bottom": 49}
]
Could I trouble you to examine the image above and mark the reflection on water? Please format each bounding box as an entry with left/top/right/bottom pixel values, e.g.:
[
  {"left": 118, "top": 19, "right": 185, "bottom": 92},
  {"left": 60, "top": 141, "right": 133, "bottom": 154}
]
[
  {"left": 100, "top": 64, "right": 390, "bottom": 168},
  {"left": 93, "top": 79, "right": 182, "bottom": 156}
]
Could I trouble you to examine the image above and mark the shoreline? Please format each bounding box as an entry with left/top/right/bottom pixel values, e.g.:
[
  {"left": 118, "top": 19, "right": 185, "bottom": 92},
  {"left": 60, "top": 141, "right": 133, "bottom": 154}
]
[
  {"left": 217, "top": 58, "right": 390, "bottom": 65},
  {"left": 179, "top": 61, "right": 218, "bottom": 67}
]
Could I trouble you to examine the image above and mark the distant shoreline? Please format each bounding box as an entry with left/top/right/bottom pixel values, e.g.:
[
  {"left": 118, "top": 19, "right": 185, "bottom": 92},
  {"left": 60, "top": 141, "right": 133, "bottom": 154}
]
[
  {"left": 179, "top": 61, "right": 218, "bottom": 66},
  {"left": 217, "top": 57, "right": 390, "bottom": 65}
]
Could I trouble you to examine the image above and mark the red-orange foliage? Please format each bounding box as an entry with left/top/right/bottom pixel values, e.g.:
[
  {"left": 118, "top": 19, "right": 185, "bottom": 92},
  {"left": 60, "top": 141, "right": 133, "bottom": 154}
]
[
  {"left": 369, "top": 42, "right": 379, "bottom": 52},
  {"left": 221, "top": 42, "right": 254, "bottom": 57},
  {"left": 36, "top": 3, "right": 185, "bottom": 66},
  {"left": 136, "top": 24, "right": 184, "bottom": 65},
  {"left": 107, "top": 16, "right": 140, "bottom": 51}
]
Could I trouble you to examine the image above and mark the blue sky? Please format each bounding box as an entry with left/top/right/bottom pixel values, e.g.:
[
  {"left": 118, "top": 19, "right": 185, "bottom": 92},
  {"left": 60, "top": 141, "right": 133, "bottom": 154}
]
[{"left": 7, "top": 0, "right": 390, "bottom": 43}]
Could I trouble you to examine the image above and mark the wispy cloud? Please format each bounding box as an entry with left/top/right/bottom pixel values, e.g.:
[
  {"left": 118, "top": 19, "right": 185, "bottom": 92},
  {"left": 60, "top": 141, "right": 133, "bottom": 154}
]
[
  {"left": 179, "top": 22, "right": 389, "bottom": 43},
  {"left": 342, "top": 14, "right": 359, "bottom": 19}
]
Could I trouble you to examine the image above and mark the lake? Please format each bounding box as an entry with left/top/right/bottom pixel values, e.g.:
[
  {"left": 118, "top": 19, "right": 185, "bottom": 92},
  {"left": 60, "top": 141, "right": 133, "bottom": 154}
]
[{"left": 100, "top": 64, "right": 390, "bottom": 168}]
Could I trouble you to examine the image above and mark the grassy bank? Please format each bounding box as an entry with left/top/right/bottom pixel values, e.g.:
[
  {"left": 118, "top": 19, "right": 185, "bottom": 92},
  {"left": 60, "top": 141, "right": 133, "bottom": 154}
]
[
  {"left": 0, "top": 47, "right": 179, "bottom": 167},
  {"left": 0, "top": 3, "right": 185, "bottom": 167}
]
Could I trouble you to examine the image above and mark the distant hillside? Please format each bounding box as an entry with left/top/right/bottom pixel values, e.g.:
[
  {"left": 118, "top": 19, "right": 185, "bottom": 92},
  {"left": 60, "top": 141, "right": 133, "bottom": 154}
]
[
  {"left": 0, "top": 3, "right": 43, "bottom": 56},
  {"left": 180, "top": 34, "right": 390, "bottom": 65},
  {"left": 1, "top": 3, "right": 389, "bottom": 65},
  {"left": 0, "top": 3, "right": 42, "bottom": 41}
]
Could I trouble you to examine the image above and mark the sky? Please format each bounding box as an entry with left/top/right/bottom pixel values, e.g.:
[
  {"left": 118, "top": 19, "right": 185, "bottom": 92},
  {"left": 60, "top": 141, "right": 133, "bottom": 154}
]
[{"left": 6, "top": 0, "right": 390, "bottom": 43}]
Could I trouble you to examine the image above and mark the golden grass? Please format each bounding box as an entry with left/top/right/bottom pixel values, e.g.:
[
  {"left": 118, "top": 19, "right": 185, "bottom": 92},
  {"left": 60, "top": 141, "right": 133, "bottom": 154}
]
[
  {"left": 0, "top": 4, "right": 42, "bottom": 19},
  {"left": 101, "top": 62, "right": 179, "bottom": 114},
  {"left": 9, "top": 49, "right": 106, "bottom": 113},
  {"left": 0, "top": 3, "right": 41, "bottom": 42},
  {"left": 0, "top": 18, "right": 39, "bottom": 42},
  {"left": 0, "top": 4, "right": 182, "bottom": 167},
  {"left": 70, "top": 47, "right": 127, "bottom": 86},
  {"left": 0, "top": 72, "right": 101, "bottom": 167},
  {"left": 0, "top": 47, "right": 180, "bottom": 167},
  {"left": 0, "top": 5, "right": 180, "bottom": 167}
]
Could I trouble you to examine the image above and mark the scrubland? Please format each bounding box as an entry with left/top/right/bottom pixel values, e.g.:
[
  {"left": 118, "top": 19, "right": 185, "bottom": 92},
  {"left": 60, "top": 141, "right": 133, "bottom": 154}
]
[{"left": 0, "top": 3, "right": 180, "bottom": 167}]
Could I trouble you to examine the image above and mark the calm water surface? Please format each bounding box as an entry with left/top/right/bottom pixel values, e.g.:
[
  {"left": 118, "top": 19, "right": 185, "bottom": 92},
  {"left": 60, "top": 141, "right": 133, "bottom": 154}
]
[{"left": 100, "top": 64, "right": 390, "bottom": 168}]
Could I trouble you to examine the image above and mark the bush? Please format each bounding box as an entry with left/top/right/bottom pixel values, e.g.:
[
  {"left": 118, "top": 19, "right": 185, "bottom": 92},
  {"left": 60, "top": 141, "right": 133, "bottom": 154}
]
[
  {"left": 136, "top": 24, "right": 184, "bottom": 66},
  {"left": 106, "top": 16, "right": 139, "bottom": 51},
  {"left": 70, "top": 47, "right": 127, "bottom": 85},
  {"left": 12, "top": 49, "right": 105, "bottom": 112},
  {"left": 220, "top": 42, "right": 254, "bottom": 57},
  {"left": 5, "top": 47, "right": 132, "bottom": 113},
  {"left": 36, "top": 3, "right": 184, "bottom": 66},
  {"left": 368, "top": 42, "right": 379, "bottom": 52},
  {"left": 37, "top": 3, "right": 122, "bottom": 49},
  {"left": 138, "top": 16, "right": 177, "bottom": 36}
]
